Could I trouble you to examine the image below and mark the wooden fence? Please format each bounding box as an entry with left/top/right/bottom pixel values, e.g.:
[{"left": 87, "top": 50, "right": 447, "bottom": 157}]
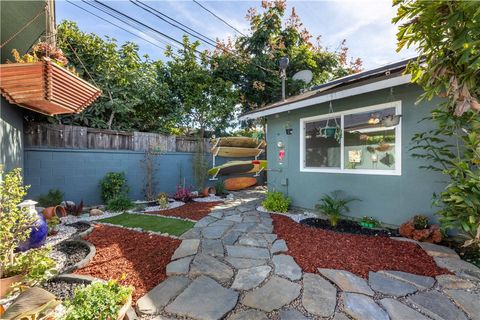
[{"left": 24, "top": 123, "right": 211, "bottom": 152}]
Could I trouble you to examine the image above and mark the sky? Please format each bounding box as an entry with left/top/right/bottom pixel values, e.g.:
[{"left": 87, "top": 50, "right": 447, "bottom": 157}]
[{"left": 56, "top": 0, "right": 418, "bottom": 70}]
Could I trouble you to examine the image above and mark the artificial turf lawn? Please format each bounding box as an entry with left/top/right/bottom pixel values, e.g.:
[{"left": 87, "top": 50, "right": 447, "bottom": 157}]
[{"left": 99, "top": 213, "right": 195, "bottom": 236}]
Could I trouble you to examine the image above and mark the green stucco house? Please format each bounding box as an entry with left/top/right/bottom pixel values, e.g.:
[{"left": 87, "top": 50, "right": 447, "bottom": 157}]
[{"left": 240, "top": 58, "right": 446, "bottom": 226}]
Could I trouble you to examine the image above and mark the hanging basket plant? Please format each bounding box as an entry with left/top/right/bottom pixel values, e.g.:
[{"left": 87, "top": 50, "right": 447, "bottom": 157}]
[{"left": 0, "top": 43, "right": 101, "bottom": 115}]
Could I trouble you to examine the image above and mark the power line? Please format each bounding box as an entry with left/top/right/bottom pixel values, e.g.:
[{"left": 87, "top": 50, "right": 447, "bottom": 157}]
[
  {"left": 192, "top": 0, "right": 246, "bottom": 37},
  {"left": 131, "top": 0, "right": 217, "bottom": 48}
]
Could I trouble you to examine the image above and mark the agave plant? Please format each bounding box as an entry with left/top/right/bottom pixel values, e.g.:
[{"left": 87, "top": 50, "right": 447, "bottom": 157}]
[{"left": 315, "top": 191, "right": 359, "bottom": 227}]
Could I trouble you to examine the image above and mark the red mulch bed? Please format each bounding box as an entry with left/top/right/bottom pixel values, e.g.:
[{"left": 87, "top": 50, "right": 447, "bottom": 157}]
[
  {"left": 75, "top": 225, "right": 181, "bottom": 304},
  {"left": 146, "top": 201, "right": 222, "bottom": 221},
  {"left": 272, "top": 214, "right": 449, "bottom": 278}
]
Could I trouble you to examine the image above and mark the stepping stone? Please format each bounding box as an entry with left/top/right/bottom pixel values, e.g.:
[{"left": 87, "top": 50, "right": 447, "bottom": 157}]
[
  {"left": 436, "top": 275, "right": 475, "bottom": 289},
  {"left": 231, "top": 265, "right": 271, "bottom": 290},
  {"left": 166, "top": 256, "right": 193, "bottom": 276},
  {"left": 273, "top": 255, "right": 302, "bottom": 281},
  {"left": 419, "top": 242, "right": 459, "bottom": 258},
  {"left": 444, "top": 289, "right": 480, "bottom": 320},
  {"left": 379, "top": 270, "right": 435, "bottom": 290},
  {"left": 271, "top": 239, "right": 288, "bottom": 254},
  {"left": 228, "top": 309, "right": 268, "bottom": 320},
  {"left": 225, "top": 214, "right": 243, "bottom": 222},
  {"left": 238, "top": 206, "right": 253, "bottom": 213},
  {"left": 434, "top": 257, "right": 480, "bottom": 280},
  {"left": 223, "top": 210, "right": 237, "bottom": 216},
  {"left": 407, "top": 291, "right": 468, "bottom": 320},
  {"left": 209, "top": 210, "right": 224, "bottom": 219},
  {"left": 222, "top": 230, "right": 242, "bottom": 246},
  {"left": 202, "top": 225, "right": 231, "bottom": 239},
  {"left": 238, "top": 234, "right": 269, "bottom": 248},
  {"left": 368, "top": 271, "right": 417, "bottom": 297},
  {"left": 180, "top": 227, "right": 201, "bottom": 239},
  {"left": 264, "top": 233, "right": 277, "bottom": 244},
  {"left": 379, "top": 298, "right": 430, "bottom": 320},
  {"left": 242, "top": 276, "right": 301, "bottom": 312},
  {"left": 224, "top": 257, "right": 268, "bottom": 269},
  {"left": 279, "top": 309, "right": 310, "bottom": 320},
  {"left": 196, "top": 216, "right": 218, "bottom": 227},
  {"left": 333, "top": 313, "right": 350, "bottom": 320},
  {"left": 171, "top": 239, "right": 200, "bottom": 260},
  {"left": 302, "top": 273, "right": 336, "bottom": 317},
  {"left": 226, "top": 245, "right": 270, "bottom": 259},
  {"left": 251, "top": 224, "right": 273, "bottom": 233},
  {"left": 165, "top": 276, "right": 238, "bottom": 320},
  {"left": 318, "top": 268, "right": 374, "bottom": 296},
  {"left": 209, "top": 219, "right": 235, "bottom": 228},
  {"left": 201, "top": 239, "right": 224, "bottom": 257},
  {"left": 342, "top": 292, "right": 389, "bottom": 320},
  {"left": 136, "top": 276, "right": 190, "bottom": 315},
  {"left": 189, "top": 254, "right": 234, "bottom": 282},
  {"left": 231, "top": 222, "right": 256, "bottom": 233}
]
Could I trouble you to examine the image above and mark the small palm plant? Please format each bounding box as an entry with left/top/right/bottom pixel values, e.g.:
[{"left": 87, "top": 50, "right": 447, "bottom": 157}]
[{"left": 315, "top": 191, "right": 359, "bottom": 227}]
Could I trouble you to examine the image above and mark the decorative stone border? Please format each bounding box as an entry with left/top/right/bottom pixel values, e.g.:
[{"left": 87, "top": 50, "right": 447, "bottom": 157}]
[
  {"left": 126, "top": 211, "right": 197, "bottom": 223},
  {"left": 60, "top": 240, "right": 96, "bottom": 274},
  {"left": 75, "top": 222, "right": 94, "bottom": 239}
]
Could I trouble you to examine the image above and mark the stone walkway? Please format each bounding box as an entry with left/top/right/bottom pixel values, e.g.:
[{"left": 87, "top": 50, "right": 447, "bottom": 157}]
[{"left": 136, "top": 189, "right": 480, "bottom": 320}]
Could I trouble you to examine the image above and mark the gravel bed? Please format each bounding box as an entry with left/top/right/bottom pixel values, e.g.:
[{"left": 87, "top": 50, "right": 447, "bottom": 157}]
[
  {"left": 40, "top": 279, "right": 86, "bottom": 300},
  {"left": 257, "top": 206, "right": 317, "bottom": 223},
  {"left": 66, "top": 221, "right": 91, "bottom": 234},
  {"left": 142, "top": 200, "right": 185, "bottom": 212},
  {"left": 44, "top": 225, "right": 77, "bottom": 247},
  {"left": 61, "top": 210, "right": 124, "bottom": 224},
  {"left": 54, "top": 241, "right": 90, "bottom": 273},
  {"left": 193, "top": 195, "right": 226, "bottom": 202}
]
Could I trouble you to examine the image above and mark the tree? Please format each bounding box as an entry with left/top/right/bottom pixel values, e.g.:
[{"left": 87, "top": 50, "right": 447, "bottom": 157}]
[{"left": 393, "top": 0, "right": 480, "bottom": 246}]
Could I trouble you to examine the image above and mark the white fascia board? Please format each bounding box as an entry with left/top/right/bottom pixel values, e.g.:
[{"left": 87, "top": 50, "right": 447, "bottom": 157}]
[{"left": 239, "top": 74, "right": 412, "bottom": 120}]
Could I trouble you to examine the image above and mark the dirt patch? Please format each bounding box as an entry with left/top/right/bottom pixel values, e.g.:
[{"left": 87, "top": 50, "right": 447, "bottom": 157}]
[
  {"left": 74, "top": 225, "right": 181, "bottom": 304},
  {"left": 272, "top": 214, "right": 449, "bottom": 278},
  {"left": 146, "top": 201, "right": 222, "bottom": 221}
]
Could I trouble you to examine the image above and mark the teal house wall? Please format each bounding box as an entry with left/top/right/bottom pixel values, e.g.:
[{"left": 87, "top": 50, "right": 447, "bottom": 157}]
[
  {"left": 265, "top": 83, "right": 446, "bottom": 226},
  {"left": 1, "top": 100, "right": 24, "bottom": 171}
]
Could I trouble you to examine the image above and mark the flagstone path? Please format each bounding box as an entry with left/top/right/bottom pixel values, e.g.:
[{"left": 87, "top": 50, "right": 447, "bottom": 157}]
[{"left": 136, "top": 189, "right": 480, "bottom": 320}]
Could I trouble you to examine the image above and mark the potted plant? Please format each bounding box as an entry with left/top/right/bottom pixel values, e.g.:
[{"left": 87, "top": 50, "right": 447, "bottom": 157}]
[
  {"left": 315, "top": 191, "right": 359, "bottom": 227},
  {"left": 0, "top": 168, "right": 56, "bottom": 298},
  {"left": 360, "top": 216, "right": 380, "bottom": 228},
  {"left": 399, "top": 214, "right": 443, "bottom": 243}
]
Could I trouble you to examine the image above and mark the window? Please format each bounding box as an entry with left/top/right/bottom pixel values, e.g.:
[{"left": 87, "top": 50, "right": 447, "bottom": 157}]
[{"left": 300, "top": 101, "right": 401, "bottom": 175}]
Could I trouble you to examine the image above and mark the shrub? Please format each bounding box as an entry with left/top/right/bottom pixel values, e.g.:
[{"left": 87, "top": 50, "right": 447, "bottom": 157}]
[
  {"left": 173, "top": 186, "right": 193, "bottom": 202},
  {"left": 100, "top": 172, "right": 128, "bottom": 203},
  {"left": 316, "top": 191, "right": 358, "bottom": 227},
  {"left": 215, "top": 181, "right": 226, "bottom": 196},
  {"left": 63, "top": 279, "right": 133, "bottom": 320},
  {"left": 65, "top": 200, "right": 84, "bottom": 216},
  {"left": 413, "top": 215, "right": 429, "bottom": 230},
  {"left": 157, "top": 192, "right": 169, "bottom": 209},
  {"left": 106, "top": 194, "right": 133, "bottom": 212},
  {"left": 37, "top": 189, "right": 64, "bottom": 207},
  {"left": 47, "top": 216, "right": 60, "bottom": 235},
  {"left": 262, "top": 191, "right": 291, "bottom": 213},
  {"left": 360, "top": 216, "right": 380, "bottom": 228}
]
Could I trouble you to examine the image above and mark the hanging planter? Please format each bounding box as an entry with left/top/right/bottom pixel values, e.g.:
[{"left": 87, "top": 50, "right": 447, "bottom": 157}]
[{"left": 0, "top": 57, "right": 101, "bottom": 115}]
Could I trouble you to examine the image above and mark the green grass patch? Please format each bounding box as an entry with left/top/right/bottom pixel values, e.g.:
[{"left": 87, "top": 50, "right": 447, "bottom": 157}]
[{"left": 99, "top": 213, "right": 194, "bottom": 236}]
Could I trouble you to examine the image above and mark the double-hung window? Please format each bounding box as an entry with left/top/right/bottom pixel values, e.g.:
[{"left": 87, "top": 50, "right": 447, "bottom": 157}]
[{"left": 300, "top": 101, "right": 401, "bottom": 175}]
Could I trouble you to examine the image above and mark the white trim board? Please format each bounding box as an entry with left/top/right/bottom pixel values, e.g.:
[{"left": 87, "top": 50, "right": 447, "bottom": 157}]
[{"left": 239, "top": 74, "right": 411, "bottom": 120}]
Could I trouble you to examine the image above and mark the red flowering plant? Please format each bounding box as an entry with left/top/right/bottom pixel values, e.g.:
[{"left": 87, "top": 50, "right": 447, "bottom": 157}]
[{"left": 173, "top": 186, "right": 193, "bottom": 203}]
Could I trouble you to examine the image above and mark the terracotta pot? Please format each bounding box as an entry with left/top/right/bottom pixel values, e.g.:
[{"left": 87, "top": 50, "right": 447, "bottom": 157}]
[
  {"left": 42, "top": 206, "right": 67, "bottom": 219},
  {"left": 0, "top": 274, "right": 24, "bottom": 298},
  {"left": 116, "top": 295, "right": 132, "bottom": 320},
  {"left": 202, "top": 186, "right": 216, "bottom": 197}
]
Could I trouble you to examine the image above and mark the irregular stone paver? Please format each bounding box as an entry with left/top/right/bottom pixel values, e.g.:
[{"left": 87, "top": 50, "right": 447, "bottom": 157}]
[
  {"left": 226, "top": 245, "right": 270, "bottom": 259},
  {"left": 264, "top": 233, "right": 277, "bottom": 244},
  {"left": 231, "top": 265, "right": 271, "bottom": 290},
  {"left": 225, "top": 214, "right": 243, "bottom": 222},
  {"left": 196, "top": 216, "right": 218, "bottom": 227},
  {"left": 180, "top": 227, "right": 201, "bottom": 239},
  {"left": 222, "top": 230, "right": 242, "bottom": 245},
  {"left": 224, "top": 257, "right": 268, "bottom": 269},
  {"left": 368, "top": 271, "right": 417, "bottom": 296},
  {"left": 279, "top": 309, "right": 310, "bottom": 320},
  {"left": 318, "top": 268, "right": 374, "bottom": 296},
  {"left": 165, "top": 276, "right": 238, "bottom": 320},
  {"left": 166, "top": 256, "right": 193, "bottom": 276},
  {"left": 332, "top": 313, "right": 350, "bottom": 320},
  {"left": 271, "top": 239, "right": 288, "bottom": 254},
  {"left": 231, "top": 222, "right": 256, "bottom": 233},
  {"left": 273, "top": 254, "right": 302, "bottom": 280},
  {"left": 342, "top": 293, "right": 389, "bottom": 320},
  {"left": 189, "top": 254, "right": 233, "bottom": 282},
  {"left": 434, "top": 257, "right": 480, "bottom": 279},
  {"left": 407, "top": 291, "right": 468, "bottom": 320},
  {"left": 238, "top": 234, "right": 269, "bottom": 247},
  {"left": 137, "top": 276, "right": 191, "bottom": 315},
  {"left": 379, "top": 270, "right": 435, "bottom": 290},
  {"left": 419, "top": 242, "right": 459, "bottom": 258},
  {"left": 209, "top": 219, "right": 235, "bottom": 228},
  {"left": 171, "top": 239, "right": 200, "bottom": 260},
  {"left": 202, "top": 225, "right": 231, "bottom": 239},
  {"left": 379, "top": 298, "right": 430, "bottom": 320},
  {"left": 242, "top": 276, "right": 301, "bottom": 312},
  {"left": 228, "top": 309, "right": 268, "bottom": 320},
  {"left": 444, "top": 289, "right": 480, "bottom": 320},
  {"left": 201, "top": 239, "right": 224, "bottom": 257},
  {"left": 302, "top": 273, "right": 336, "bottom": 317},
  {"left": 209, "top": 211, "right": 224, "bottom": 219},
  {"left": 436, "top": 275, "right": 475, "bottom": 289}
]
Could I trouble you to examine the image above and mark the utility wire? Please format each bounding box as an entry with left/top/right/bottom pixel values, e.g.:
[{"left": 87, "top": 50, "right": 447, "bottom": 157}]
[{"left": 192, "top": 0, "right": 246, "bottom": 37}]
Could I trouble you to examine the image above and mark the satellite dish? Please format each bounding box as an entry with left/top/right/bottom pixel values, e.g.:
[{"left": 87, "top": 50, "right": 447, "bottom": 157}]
[{"left": 293, "top": 70, "right": 313, "bottom": 84}]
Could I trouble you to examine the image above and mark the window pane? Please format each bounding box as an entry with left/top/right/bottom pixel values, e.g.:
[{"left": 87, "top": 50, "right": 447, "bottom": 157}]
[
  {"left": 304, "top": 118, "right": 341, "bottom": 168},
  {"left": 343, "top": 107, "right": 396, "bottom": 170}
]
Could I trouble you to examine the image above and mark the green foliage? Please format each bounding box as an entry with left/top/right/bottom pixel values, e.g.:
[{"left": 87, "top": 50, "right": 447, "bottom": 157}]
[
  {"left": 0, "top": 168, "right": 56, "bottom": 283},
  {"left": 106, "top": 194, "right": 134, "bottom": 212},
  {"left": 63, "top": 279, "right": 133, "bottom": 320},
  {"left": 316, "top": 191, "right": 358, "bottom": 227},
  {"left": 37, "top": 189, "right": 64, "bottom": 207},
  {"left": 100, "top": 172, "right": 128, "bottom": 203},
  {"left": 262, "top": 191, "right": 291, "bottom": 213},
  {"left": 394, "top": 0, "right": 480, "bottom": 247},
  {"left": 413, "top": 215, "right": 429, "bottom": 230},
  {"left": 215, "top": 181, "right": 226, "bottom": 196},
  {"left": 157, "top": 192, "right": 169, "bottom": 209},
  {"left": 47, "top": 216, "right": 60, "bottom": 235},
  {"left": 360, "top": 216, "right": 380, "bottom": 228}
]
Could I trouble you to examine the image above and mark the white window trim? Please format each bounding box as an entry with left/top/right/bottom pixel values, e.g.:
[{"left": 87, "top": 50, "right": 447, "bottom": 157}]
[{"left": 299, "top": 100, "right": 402, "bottom": 176}]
